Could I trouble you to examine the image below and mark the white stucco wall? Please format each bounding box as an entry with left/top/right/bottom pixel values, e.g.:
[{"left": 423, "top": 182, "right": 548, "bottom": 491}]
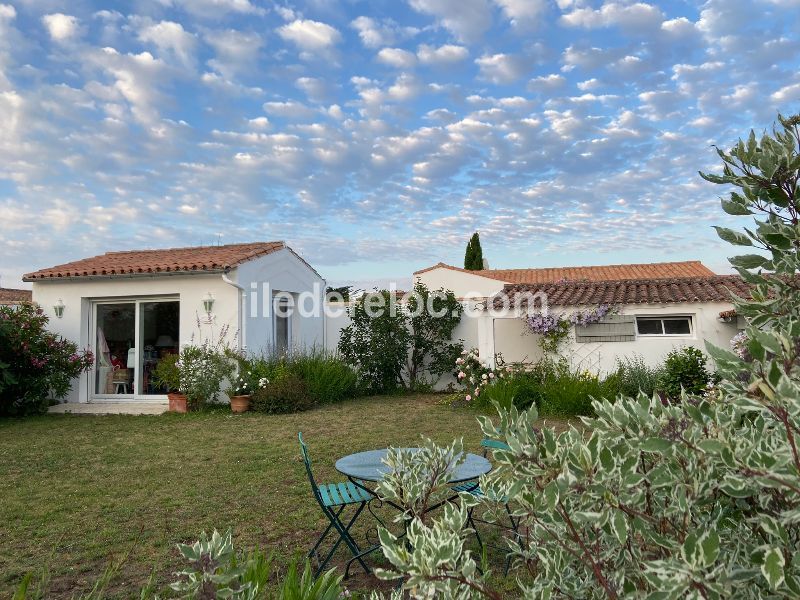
[
  {"left": 233, "top": 247, "right": 326, "bottom": 355},
  {"left": 31, "top": 273, "right": 239, "bottom": 403},
  {"left": 415, "top": 267, "right": 507, "bottom": 298},
  {"left": 490, "top": 302, "right": 739, "bottom": 374}
]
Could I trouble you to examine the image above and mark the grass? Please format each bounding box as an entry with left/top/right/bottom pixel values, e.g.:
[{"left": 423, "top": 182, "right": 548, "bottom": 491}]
[{"left": 0, "top": 394, "right": 573, "bottom": 598}]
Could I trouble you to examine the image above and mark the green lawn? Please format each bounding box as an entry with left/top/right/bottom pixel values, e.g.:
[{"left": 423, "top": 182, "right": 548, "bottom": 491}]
[{"left": 0, "top": 395, "right": 571, "bottom": 598}]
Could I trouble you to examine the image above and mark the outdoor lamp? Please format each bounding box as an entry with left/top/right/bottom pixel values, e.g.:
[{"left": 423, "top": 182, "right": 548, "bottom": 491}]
[
  {"left": 202, "top": 292, "right": 215, "bottom": 316},
  {"left": 53, "top": 298, "right": 65, "bottom": 318}
]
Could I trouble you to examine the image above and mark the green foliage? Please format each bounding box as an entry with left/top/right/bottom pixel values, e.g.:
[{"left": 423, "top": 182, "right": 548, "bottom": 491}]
[
  {"left": 377, "top": 437, "right": 466, "bottom": 523},
  {"left": 325, "top": 285, "right": 353, "bottom": 302},
  {"left": 463, "top": 231, "right": 484, "bottom": 270},
  {"left": 614, "top": 354, "right": 664, "bottom": 398},
  {"left": 537, "top": 363, "right": 618, "bottom": 417},
  {"left": 658, "top": 346, "right": 711, "bottom": 400},
  {"left": 338, "top": 290, "right": 409, "bottom": 394},
  {"left": 373, "top": 114, "right": 800, "bottom": 599},
  {"left": 278, "top": 560, "right": 345, "bottom": 600},
  {"left": 151, "top": 353, "right": 181, "bottom": 392},
  {"left": 250, "top": 374, "right": 313, "bottom": 414},
  {"left": 234, "top": 350, "right": 357, "bottom": 406},
  {"left": 290, "top": 351, "right": 358, "bottom": 405},
  {"left": 404, "top": 283, "right": 464, "bottom": 389},
  {"left": 338, "top": 285, "right": 463, "bottom": 394},
  {"left": 0, "top": 303, "right": 94, "bottom": 416}
]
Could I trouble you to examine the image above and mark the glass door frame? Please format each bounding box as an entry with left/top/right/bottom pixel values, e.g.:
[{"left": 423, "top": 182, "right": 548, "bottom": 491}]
[{"left": 90, "top": 296, "right": 179, "bottom": 402}]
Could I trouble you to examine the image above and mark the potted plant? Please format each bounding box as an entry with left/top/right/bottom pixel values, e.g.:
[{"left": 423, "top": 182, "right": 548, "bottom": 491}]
[
  {"left": 152, "top": 353, "right": 188, "bottom": 413},
  {"left": 227, "top": 371, "right": 252, "bottom": 413}
]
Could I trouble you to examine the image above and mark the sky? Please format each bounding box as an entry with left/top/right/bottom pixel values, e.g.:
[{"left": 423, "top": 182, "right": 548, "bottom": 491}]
[{"left": 1, "top": 0, "right": 799, "bottom": 289}]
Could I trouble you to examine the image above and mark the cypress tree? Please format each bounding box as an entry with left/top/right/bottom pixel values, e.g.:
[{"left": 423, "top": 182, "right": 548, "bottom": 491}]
[{"left": 463, "top": 232, "right": 484, "bottom": 270}]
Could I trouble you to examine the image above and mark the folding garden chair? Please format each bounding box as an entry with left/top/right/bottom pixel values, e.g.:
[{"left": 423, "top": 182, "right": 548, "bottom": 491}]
[
  {"left": 298, "top": 432, "right": 374, "bottom": 578},
  {"left": 452, "top": 438, "right": 520, "bottom": 575}
]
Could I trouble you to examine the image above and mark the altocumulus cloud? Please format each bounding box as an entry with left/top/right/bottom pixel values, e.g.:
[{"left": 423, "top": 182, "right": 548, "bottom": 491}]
[{"left": 0, "top": 0, "right": 799, "bottom": 287}]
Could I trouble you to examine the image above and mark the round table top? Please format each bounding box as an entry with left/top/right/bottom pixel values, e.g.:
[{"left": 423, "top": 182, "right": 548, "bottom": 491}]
[{"left": 335, "top": 448, "right": 491, "bottom": 483}]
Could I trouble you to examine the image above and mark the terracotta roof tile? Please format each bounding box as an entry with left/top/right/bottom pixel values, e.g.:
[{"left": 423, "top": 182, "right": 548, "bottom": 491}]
[
  {"left": 23, "top": 242, "right": 285, "bottom": 281},
  {"left": 415, "top": 261, "right": 715, "bottom": 284},
  {"left": 493, "top": 275, "right": 751, "bottom": 309},
  {"left": 0, "top": 287, "right": 32, "bottom": 303}
]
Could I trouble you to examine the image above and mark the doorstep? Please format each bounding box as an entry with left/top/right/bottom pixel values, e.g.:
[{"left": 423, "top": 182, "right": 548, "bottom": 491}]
[{"left": 48, "top": 402, "right": 169, "bottom": 415}]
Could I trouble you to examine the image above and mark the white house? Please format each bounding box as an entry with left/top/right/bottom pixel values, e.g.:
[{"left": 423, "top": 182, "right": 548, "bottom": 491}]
[
  {"left": 24, "top": 242, "right": 325, "bottom": 404},
  {"left": 415, "top": 261, "right": 746, "bottom": 375}
]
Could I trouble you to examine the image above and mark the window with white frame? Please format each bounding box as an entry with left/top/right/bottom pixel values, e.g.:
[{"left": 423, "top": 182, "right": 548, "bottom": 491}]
[{"left": 636, "top": 316, "right": 692, "bottom": 336}]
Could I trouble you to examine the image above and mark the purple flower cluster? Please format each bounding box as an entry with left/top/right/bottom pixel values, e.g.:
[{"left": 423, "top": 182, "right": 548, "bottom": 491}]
[
  {"left": 568, "top": 304, "right": 612, "bottom": 326},
  {"left": 525, "top": 313, "right": 562, "bottom": 335}
]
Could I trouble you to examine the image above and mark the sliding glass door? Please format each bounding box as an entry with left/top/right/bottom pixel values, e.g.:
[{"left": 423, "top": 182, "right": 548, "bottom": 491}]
[{"left": 92, "top": 298, "right": 179, "bottom": 400}]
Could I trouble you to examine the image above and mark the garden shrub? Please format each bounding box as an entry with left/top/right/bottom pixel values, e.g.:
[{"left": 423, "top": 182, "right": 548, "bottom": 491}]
[
  {"left": 250, "top": 374, "right": 313, "bottom": 414},
  {"left": 658, "top": 346, "right": 711, "bottom": 400},
  {"left": 290, "top": 350, "right": 358, "bottom": 405},
  {"left": 0, "top": 304, "right": 93, "bottom": 416},
  {"left": 338, "top": 283, "right": 464, "bottom": 394},
  {"left": 614, "top": 354, "right": 663, "bottom": 398}
]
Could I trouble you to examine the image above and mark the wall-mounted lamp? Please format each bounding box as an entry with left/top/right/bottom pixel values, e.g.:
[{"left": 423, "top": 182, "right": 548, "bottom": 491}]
[
  {"left": 53, "top": 298, "right": 65, "bottom": 319},
  {"left": 202, "top": 292, "right": 215, "bottom": 317}
]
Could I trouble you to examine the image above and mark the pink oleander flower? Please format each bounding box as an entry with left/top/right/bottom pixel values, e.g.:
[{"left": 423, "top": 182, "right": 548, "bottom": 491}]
[
  {"left": 458, "top": 371, "right": 466, "bottom": 379},
  {"left": 488, "top": 372, "right": 495, "bottom": 379},
  {"left": 465, "top": 395, "right": 472, "bottom": 402},
  {"left": 455, "top": 358, "right": 464, "bottom": 365}
]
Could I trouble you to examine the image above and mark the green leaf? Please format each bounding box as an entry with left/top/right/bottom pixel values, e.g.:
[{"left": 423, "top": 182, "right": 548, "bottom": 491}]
[
  {"left": 729, "top": 254, "right": 769, "bottom": 269},
  {"left": 641, "top": 438, "right": 673, "bottom": 453},
  {"left": 720, "top": 198, "right": 752, "bottom": 215},
  {"left": 762, "top": 547, "right": 785, "bottom": 590},
  {"left": 611, "top": 510, "right": 628, "bottom": 545},
  {"left": 713, "top": 226, "right": 753, "bottom": 246}
]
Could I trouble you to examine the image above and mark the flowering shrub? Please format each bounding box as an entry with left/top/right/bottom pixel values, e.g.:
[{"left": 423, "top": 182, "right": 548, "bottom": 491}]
[
  {"left": 152, "top": 321, "right": 236, "bottom": 410},
  {"left": 0, "top": 304, "right": 93, "bottom": 416},
  {"left": 454, "top": 348, "right": 495, "bottom": 403},
  {"left": 523, "top": 304, "right": 613, "bottom": 353},
  {"left": 730, "top": 330, "right": 750, "bottom": 360}
]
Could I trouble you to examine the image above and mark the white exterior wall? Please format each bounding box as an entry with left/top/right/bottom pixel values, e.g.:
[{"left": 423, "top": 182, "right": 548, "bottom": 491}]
[
  {"left": 233, "top": 248, "right": 326, "bottom": 355},
  {"left": 31, "top": 273, "right": 239, "bottom": 403},
  {"left": 491, "top": 301, "right": 740, "bottom": 374},
  {"left": 415, "top": 267, "right": 506, "bottom": 298}
]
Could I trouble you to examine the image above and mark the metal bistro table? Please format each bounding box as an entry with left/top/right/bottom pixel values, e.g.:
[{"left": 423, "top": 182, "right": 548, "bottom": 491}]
[{"left": 334, "top": 448, "right": 492, "bottom": 576}]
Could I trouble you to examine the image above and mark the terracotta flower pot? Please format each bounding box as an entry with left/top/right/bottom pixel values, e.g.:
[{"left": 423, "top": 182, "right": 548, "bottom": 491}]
[
  {"left": 168, "top": 392, "right": 188, "bottom": 413},
  {"left": 230, "top": 395, "right": 251, "bottom": 413}
]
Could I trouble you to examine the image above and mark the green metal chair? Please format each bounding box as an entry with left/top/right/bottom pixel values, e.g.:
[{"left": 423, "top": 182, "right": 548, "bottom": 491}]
[
  {"left": 299, "top": 432, "right": 374, "bottom": 578},
  {"left": 452, "top": 438, "right": 520, "bottom": 575}
]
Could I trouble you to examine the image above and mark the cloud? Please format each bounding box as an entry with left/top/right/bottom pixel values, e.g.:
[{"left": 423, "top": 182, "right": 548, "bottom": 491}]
[
  {"left": 137, "top": 21, "right": 197, "bottom": 69},
  {"left": 278, "top": 19, "right": 342, "bottom": 50},
  {"left": 494, "top": 0, "right": 548, "bottom": 28},
  {"left": 166, "top": 0, "right": 265, "bottom": 18},
  {"left": 771, "top": 82, "right": 800, "bottom": 104},
  {"left": 417, "top": 43, "right": 469, "bottom": 65},
  {"left": 475, "top": 53, "right": 527, "bottom": 84},
  {"left": 407, "top": 0, "right": 493, "bottom": 42},
  {"left": 42, "top": 13, "right": 81, "bottom": 42},
  {"left": 204, "top": 29, "right": 263, "bottom": 79},
  {"left": 560, "top": 2, "right": 664, "bottom": 31},
  {"left": 528, "top": 73, "right": 566, "bottom": 91},
  {"left": 376, "top": 47, "right": 417, "bottom": 68}
]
